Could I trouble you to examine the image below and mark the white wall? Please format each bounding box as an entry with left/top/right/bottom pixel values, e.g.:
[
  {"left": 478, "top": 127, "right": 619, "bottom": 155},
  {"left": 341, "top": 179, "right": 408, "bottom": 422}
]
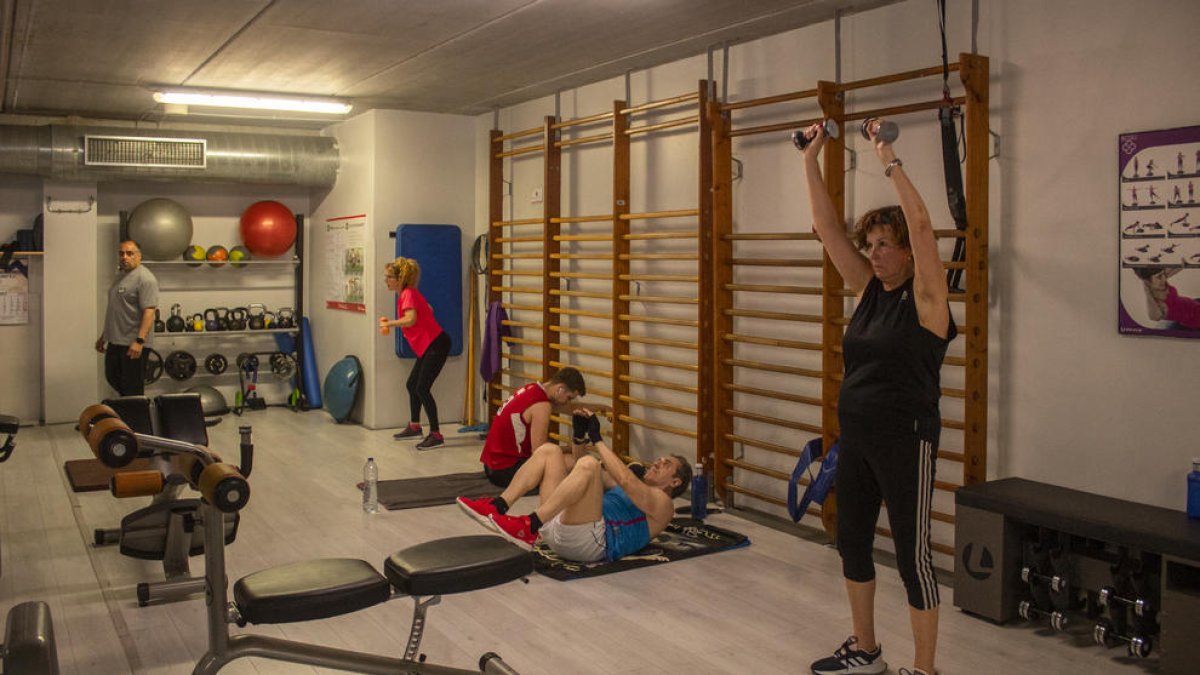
[
  {"left": 313, "top": 109, "right": 476, "bottom": 430},
  {"left": 0, "top": 177, "right": 44, "bottom": 422},
  {"left": 474, "top": 0, "right": 1200, "bottom": 512}
]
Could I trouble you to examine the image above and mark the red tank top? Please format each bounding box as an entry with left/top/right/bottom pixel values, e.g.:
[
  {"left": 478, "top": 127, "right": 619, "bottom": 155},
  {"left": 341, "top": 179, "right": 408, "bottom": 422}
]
[{"left": 480, "top": 383, "right": 549, "bottom": 470}]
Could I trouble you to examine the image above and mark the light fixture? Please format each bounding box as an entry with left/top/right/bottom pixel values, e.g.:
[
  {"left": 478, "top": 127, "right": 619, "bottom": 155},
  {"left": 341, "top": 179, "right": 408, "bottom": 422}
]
[{"left": 153, "top": 89, "right": 352, "bottom": 115}]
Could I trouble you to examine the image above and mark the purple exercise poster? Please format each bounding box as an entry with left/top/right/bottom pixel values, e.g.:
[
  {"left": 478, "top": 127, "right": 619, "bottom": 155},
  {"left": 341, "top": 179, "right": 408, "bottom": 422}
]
[{"left": 1118, "top": 124, "right": 1200, "bottom": 338}]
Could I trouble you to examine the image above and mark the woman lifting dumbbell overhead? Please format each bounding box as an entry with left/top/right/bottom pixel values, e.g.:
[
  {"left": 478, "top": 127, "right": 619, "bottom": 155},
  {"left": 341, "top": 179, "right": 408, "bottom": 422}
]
[
  {"left": 379, "top": 257, "right": 452, "bottom": 449},
  {"left": 798, "top": 118, "right": 956, "bottom": 675}
]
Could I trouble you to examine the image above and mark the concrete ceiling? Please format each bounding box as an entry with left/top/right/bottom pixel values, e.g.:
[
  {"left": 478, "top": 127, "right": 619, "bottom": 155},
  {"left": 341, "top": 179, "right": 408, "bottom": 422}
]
[{"left": 0, "top": 0, "right": 902, "bottom": 128}]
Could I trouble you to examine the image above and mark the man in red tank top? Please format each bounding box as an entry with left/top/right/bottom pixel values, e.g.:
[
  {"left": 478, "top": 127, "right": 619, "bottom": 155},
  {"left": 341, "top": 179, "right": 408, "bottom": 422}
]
[{"left": 480, "top": 367, "right": 587, "bottom": 487}]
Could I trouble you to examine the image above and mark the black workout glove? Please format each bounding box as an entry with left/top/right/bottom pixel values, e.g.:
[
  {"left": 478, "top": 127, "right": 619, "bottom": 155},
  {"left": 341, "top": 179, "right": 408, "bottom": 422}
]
[
  {"left": 571, "top": 413, "right": 590, "bottom": 445},
  {"left": 586, "top": 414, "right": 604, "bottom": 444},
  {"left": 627, "top": 462, "right": 646, "bottom": 480}
]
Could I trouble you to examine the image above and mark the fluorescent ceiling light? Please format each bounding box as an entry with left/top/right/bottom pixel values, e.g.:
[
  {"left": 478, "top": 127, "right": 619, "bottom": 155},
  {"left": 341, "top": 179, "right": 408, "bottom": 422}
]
[{"left": 153, "top": 90, "right": 352, "bottom": 115}]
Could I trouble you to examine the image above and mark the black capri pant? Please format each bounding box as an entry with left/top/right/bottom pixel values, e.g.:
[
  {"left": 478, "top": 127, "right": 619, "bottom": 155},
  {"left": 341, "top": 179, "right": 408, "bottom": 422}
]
[
  {"left": 835, "top": 415, "right": 941, "bottom": 610},
  {"left": 407, "top": 331, "right": 451, "bottom": 430}
]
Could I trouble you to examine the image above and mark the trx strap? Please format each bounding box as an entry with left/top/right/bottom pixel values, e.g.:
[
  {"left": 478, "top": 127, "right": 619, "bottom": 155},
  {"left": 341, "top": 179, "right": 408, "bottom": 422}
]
[
  {"left": 787, "top": 437, "right": 840, "bottom": 523},
  {"left": 938, "top": 0, "right": 969, "bottom": 290}
]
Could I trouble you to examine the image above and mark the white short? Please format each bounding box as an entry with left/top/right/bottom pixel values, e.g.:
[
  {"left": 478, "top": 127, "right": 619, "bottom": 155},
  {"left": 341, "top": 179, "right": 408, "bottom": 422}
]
[{"left": 539, "top": 513, "right": 607, "bottom": 562}]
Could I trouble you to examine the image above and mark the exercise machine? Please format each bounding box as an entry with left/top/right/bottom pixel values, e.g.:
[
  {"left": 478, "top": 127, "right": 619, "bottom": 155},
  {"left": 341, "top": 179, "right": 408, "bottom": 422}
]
[
  {"left": 80, "top": 403, "right": 528, "bottom": 674},
  {"left": 86, "top": 395, "right": 250, "bottom": 606}
]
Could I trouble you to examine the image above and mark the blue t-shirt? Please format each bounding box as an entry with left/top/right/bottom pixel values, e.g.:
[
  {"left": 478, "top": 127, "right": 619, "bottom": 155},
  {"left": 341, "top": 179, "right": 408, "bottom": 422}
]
[{"left": 602, "top": 485, "right": 650, "bottom": 561}]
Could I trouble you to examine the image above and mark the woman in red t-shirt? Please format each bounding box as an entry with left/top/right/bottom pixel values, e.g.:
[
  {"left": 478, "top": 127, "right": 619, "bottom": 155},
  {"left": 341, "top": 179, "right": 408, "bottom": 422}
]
[{"left": 379, "top": 257, "right": 452, "bottom": 449}]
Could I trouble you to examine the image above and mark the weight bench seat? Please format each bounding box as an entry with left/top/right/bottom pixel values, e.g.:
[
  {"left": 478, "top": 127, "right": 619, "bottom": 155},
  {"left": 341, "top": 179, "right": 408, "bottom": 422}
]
[
  {"left": 0, "top": 413, "right": 19, "bottom": 434},
  {"left": 385, "top": 535, "right": 531, "bottom": 597},
  {"left": 234, "top": 558, "right": 391, "bottom": 625}
]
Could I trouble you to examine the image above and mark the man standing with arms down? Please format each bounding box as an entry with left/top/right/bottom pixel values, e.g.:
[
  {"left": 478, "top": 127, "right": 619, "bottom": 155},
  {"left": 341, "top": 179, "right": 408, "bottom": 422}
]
[{"left": 95, "top": 239, "right": 158, "bottom": 396}]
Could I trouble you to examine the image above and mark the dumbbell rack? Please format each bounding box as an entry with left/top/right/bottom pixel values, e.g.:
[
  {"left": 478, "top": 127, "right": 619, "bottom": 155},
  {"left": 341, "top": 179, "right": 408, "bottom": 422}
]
[{"left": 954, "top": 478, "right": 1200, "bottom": 674}]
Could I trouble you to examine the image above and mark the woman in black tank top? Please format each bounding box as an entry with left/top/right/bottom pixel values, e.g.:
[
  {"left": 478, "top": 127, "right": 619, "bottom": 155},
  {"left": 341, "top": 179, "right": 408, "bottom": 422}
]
[{"left": 797, "top": 119, "right": 954, "bottom": 675}]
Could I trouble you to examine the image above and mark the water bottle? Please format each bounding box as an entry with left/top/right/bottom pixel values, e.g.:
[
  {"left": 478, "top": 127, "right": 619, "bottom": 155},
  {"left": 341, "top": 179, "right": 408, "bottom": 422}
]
[
  {"left": 1188, "top": 458, "right": 1200, "bottom": 519},
  {"left": 363, "top": 457, "right": 378, "bottom": 514},
  {"left": 690, "top": 462, "right": 707, "bottom": 520}
]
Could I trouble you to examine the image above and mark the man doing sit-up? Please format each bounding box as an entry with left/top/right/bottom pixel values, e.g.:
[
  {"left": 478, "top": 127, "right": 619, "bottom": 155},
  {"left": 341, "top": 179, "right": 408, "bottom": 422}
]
[
  {"left": 458, "top": 413, "right": 691, "bottom": 562},
  {"left": 479, "top": 366, "right": 588, "bottom": 487}
]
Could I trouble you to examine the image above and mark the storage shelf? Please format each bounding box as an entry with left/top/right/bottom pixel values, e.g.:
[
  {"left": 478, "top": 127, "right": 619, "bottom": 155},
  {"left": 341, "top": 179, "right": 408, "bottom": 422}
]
[
  {"left": 153, "top": 329, "right": 297, "bottom": 338},
  {"left": 144, "top": 258, "right": 299, "bottom": 267}
]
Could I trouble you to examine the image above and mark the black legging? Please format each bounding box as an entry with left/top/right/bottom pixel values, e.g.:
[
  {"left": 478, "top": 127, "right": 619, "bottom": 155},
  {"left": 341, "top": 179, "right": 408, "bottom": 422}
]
[
  {"left": 407, "top": 331, "right": 451, "bottom": 431},
  {"left": 104, "top": 344, "right": 145, "bottom": 396}
]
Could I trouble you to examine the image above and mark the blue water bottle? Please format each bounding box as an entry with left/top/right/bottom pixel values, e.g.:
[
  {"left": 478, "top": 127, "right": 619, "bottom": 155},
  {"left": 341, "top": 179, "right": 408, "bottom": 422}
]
[
  {"left": 1188, "top": 458, "right": 1200, "bottom": 519},
  {"left": 690, "top": 462, "right": 707, "bottom": 520}
]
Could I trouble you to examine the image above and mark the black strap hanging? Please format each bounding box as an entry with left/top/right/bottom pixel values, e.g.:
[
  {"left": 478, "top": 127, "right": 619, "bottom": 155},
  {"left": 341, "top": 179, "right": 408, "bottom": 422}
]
[{"left": 938, "top": 0, "right": 969, "bottom": 290}]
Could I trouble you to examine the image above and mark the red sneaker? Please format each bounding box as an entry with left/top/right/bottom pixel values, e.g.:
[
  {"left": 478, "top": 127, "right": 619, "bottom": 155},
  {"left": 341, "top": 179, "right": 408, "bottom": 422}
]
[
  {"left": 456, "top": 496, "right": 500, "bottom": 532},
  {"left": 489, "top": 513, "right": 538, "bottom": 550}
]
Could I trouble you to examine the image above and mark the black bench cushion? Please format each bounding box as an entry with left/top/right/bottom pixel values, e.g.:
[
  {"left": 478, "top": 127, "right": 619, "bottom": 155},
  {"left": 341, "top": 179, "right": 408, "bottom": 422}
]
[
  {"left": 155, "top": 393, "right": 208, "bottom": 446},
  {"left": 385, "top": 535, "right": 531, "bottom": 596},
  {"left": 957, "top": 477, "right": 1200, "bottom": 562},
  {"left": 0, "top": 413, "right": 19, "bottom": 434},
  {"left": 233, "top": 558, "right": 390, "bottom": 625},
  {"left": 103, "top": 396, "right": 155, "bottom": 435}
]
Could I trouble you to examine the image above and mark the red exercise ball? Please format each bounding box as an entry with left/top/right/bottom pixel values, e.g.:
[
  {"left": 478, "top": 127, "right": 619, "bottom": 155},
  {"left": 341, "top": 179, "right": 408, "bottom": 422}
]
[{"left": 239, "top": 200, "right": 297, "bottom": 258}]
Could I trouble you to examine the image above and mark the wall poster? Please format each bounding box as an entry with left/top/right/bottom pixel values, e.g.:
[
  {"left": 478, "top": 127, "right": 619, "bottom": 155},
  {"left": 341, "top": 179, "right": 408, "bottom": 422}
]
[
  {"left": 1118, "top": 124, "right": 1200, "bottom": 338},
  {"left": 325, "top": 214, "right": 366, "bottom": 313}
]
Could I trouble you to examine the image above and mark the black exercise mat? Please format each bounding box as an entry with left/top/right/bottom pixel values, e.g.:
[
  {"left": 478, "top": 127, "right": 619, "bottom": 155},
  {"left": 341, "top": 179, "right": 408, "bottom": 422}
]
[
  {"left": 533, "top": 518, "right": 750, "bottom": 581},
  {"left": 375, "top": 472, "right": 503, "bottom": 510},
  {"left": 63, "top": 458, "right": 156, "bottom": 492}
]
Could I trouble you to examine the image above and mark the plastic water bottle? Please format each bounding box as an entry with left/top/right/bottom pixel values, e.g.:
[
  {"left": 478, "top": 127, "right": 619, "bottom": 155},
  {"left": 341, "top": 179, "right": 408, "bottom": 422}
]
[
  {"left": 363, "top": 457, "right": 378, "bottom": 514},
  {"left": 1188, "top": 458, "right": 1200, "bottom": 519},
  {"left": 690, "top": 462, "right": 707, "bottom": 520}
]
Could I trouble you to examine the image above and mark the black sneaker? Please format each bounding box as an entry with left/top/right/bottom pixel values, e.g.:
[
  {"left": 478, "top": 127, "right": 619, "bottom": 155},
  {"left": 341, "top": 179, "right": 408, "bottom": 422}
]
[
  {"left": 393, "top": 425, "right": 422, "bottom": 439},
  {"left": 415, "top": 433, "right": 444, "bottom": 450},
  {"left": 810, "top": 636, "right": 886, "bottom": 675}
]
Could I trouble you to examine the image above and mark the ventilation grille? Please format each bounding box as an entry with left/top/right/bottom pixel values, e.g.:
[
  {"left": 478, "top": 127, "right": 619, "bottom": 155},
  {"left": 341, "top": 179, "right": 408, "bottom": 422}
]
[{"left": 84, "top": 135, "right": 206, "bottom": 169}]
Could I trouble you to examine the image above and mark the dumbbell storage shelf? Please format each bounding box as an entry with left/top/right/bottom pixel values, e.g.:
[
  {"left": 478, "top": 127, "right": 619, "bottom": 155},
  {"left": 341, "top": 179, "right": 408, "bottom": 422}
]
[{"left": 954, "top": 478, "right": 1200, "bottom": 673}]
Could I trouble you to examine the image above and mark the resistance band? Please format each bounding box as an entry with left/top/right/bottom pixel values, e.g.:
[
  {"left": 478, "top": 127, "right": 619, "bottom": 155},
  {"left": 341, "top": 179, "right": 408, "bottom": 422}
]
[{"left": 938, "top": 0, "right": 969, "bottom": 290}]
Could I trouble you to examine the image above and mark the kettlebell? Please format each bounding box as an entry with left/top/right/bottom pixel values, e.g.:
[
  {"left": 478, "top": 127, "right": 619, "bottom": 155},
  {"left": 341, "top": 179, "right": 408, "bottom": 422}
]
[
  {"left": 216, "top": 307, "right": 230, "bottom": 331},
  {"left": 228, "top": 307, "right": 248, "bottom": 331},
  {"left": 275, "top": 307, "right": 295, "bottom": 329},
  {"left": 263, "top": 310, "right": 276, "bottom": 330},
  {"left": 191, "top": 313, "right": 205, "bottom": 332},
  {"left": 153, "top": 308, "right": 165, "bottom": 333},
  {"left": 166, "top": 304, "right": 186, "bottom": 333},
  {"left": 247, "top": 303, "right": 266, "bottom": 330},
  {"left": 204, "top": 308, "right": 221, "bottom": 332}
]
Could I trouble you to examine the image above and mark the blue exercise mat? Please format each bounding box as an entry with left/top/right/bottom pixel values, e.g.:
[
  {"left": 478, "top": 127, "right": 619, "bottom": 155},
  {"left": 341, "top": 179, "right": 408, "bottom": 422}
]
[
  {"left": 393, "top": 224, "right": 462, "bottom": 358},
  {"left": 299, "top": 317, "right": 322, "bottom": 408}
]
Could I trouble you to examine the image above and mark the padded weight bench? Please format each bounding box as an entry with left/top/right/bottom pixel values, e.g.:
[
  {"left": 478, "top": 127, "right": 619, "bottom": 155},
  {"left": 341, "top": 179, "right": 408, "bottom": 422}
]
[
  {"left": 1, "top": 601, "right": 59, "bottom": 674},
  {"left": 89, "top": 394, "right": 247, "bottom": 606},
  {"left": 200, "top": 535, "right": 530, "bottom": 673}
]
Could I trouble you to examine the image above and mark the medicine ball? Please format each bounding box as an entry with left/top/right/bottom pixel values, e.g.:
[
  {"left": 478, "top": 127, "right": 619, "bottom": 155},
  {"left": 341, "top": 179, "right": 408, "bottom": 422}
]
[{"left": 127, "top": 198, "right": 193, "bottom": 261}]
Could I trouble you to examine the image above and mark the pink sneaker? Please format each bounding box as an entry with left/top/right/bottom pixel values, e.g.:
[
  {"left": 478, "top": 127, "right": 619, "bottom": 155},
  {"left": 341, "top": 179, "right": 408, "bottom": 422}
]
[
  {"left": 456, "top": 496, "right": 500, "bottom": 532},
  {"left": 489, "top": 513, "right": 538, "bottom": 550}
]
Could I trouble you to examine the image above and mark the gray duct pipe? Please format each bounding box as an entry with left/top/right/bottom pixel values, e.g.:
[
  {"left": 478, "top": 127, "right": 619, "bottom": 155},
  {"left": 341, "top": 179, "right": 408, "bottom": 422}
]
[{"left": 0, "top": 124, "right": 338, "bottom": 188}]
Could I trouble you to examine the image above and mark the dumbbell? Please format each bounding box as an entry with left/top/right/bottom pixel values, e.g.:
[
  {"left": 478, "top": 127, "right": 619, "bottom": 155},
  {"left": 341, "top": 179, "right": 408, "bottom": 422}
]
[
  {"left": 791, "top": 119, "right": 840, "bottom": 151},
  {"left": 1092, "top": 620, "right": 1152, "bottom": 658},
  {"left": 1097, "top": 586, "right": 1150, "bottom": 617},
  {"left": 1021, "top": 566, "right": 1069, "bottom": 594},
  {"left": 1017, "top": 600, "right": 1068, "bottom": 631},
  {"left": 860, "top": 117, "right": 900, "bottom": 144}
]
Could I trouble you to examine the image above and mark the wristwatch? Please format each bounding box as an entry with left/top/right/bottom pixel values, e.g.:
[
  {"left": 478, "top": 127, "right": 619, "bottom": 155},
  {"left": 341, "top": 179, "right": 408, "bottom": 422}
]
[
  {"left": 884, "top": 158, "right": 903, "bottom": 178},
  {"left": 135, "top": 337, "right": 145, "bottom": 344}
]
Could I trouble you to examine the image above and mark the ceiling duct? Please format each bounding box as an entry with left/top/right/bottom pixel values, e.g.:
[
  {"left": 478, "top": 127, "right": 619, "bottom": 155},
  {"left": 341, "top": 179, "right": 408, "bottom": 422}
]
[{"left": 0, "top": 125, "right": 338, "bottom": 188}]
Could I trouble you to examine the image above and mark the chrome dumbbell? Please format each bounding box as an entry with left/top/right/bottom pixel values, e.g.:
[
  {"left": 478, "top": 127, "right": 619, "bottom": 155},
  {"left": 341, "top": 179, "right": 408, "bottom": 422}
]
[
  {"left": 1020, "top": 566, "right": 1068, "bottom": 594},
  {"left": 1092, "top": 620, "right": 1152, "bottom": 658},
  {"left": 1097, "top": 586, "right": 1150, "bottom": 617},
  {"left": 1017, "top": 600, "right": 1068, "bottom": 631},
  {"left": 791, "top": 119, "right": 840, "bottom": 151},
  {"left": 860, "top": 117, "right": 900, "bottom": 144}
]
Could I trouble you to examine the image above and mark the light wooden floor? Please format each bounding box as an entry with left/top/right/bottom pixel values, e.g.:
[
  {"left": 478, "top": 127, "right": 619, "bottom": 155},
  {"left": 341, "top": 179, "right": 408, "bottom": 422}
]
[{"left": 1, "top": 408, "right": 1153, "bottom": 674}]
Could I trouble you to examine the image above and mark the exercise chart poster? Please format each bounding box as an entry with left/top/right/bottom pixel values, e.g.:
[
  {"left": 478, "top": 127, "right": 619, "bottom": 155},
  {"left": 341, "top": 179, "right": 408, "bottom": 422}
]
[
  {"left": 325, "top": 214, "right": 366, "bottom": 313},
  {"left": 1118, "top": 124, "right": 1200, "bottom": 339}
]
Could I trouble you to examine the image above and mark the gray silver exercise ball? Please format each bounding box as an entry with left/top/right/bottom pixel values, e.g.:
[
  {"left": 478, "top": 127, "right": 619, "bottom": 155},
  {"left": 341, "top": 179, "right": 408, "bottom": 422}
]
[
  {"left": 186, "top": 385, "right": 229, "bottom": 416},
  {"left": 127, "top": 198, "right": 193, "bottom": 261}
]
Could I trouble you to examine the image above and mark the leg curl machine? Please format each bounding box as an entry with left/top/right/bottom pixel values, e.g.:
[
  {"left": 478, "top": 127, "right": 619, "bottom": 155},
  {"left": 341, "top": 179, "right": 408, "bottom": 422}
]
[
  {"left": 84, "top": 395, "right": 248, "bottom": 607},
  {"left": 79, "top": 403, "right": 529, "bottom": 675},
  {"left": 0, "top": 414, "right": 61, "bottom": 675}
]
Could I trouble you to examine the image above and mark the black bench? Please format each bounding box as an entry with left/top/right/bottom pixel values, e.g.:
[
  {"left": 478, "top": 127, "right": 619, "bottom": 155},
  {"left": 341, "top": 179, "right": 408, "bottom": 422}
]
[
  {"left": 1, "top": 601, "right": 59, "bottom": 675},
  {"left": 956, "top": 477, "right": 1200, "bottom": 673}
]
